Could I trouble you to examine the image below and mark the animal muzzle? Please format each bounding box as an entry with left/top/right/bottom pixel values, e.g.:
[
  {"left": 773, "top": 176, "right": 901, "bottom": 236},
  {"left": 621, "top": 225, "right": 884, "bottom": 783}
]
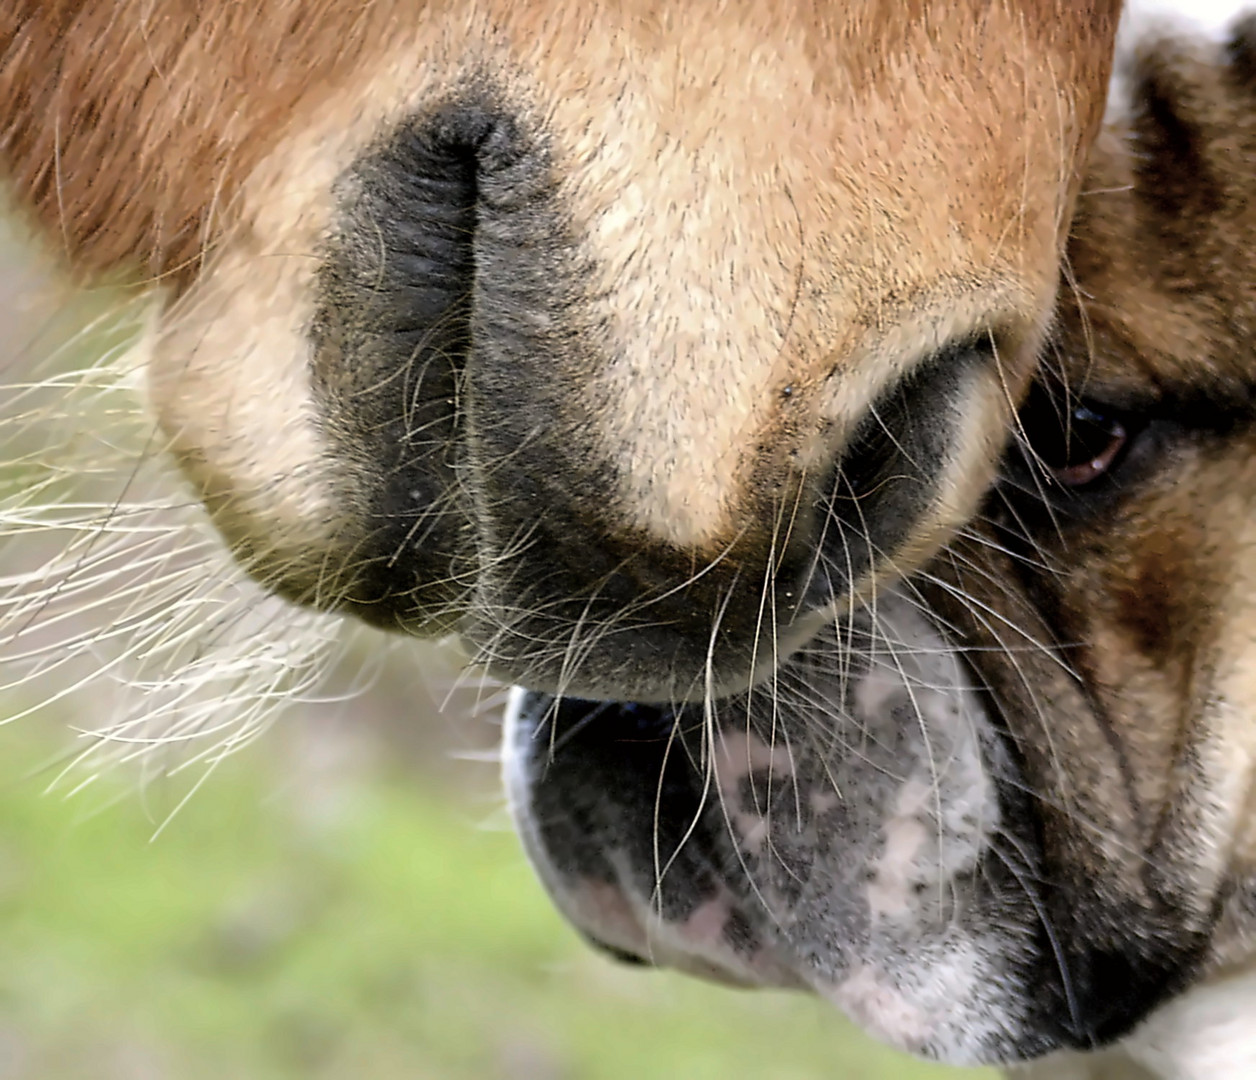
[
  {"left": 312, "top": 101, "right": 1009, "bottom": 700},
  {"left": 502, "top": 592, "right": 1061, "bottom": 1063}
]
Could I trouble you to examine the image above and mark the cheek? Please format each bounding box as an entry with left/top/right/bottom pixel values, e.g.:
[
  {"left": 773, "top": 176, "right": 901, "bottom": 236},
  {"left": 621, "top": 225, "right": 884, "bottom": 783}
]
[
  {"left": 1060, "top": 476, "right": 1240, "bottom": 778},
  {"left": 145, "top": 245, "right": 344, "bottom": 573},
  {"left": 1105, "top": 527, "right": 1208, "bottom": 672},
  {"left": 1079, "top": 452, "right": 1245, "bottom": 682}
]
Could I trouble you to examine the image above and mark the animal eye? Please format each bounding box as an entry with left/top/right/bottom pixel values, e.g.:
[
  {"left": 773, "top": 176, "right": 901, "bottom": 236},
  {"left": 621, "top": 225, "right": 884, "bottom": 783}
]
[{"left": 1017, "top": 384, "right": 1136, "bottom": 489}]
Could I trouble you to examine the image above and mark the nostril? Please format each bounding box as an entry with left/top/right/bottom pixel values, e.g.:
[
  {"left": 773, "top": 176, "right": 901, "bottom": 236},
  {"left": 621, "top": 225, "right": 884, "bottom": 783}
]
[
  {"left": 327, "top": 104, "right": 503, "bottom": 340},
  {"left": 311, "top": 104, "right": 519, "bottom": 628},
  {"left": 807, "top": 337, "right": 997, "bottom": 604}
]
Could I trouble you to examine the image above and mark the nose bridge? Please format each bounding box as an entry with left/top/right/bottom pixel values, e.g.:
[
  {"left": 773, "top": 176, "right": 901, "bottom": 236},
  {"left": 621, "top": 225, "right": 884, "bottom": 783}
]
[
  {"left": 537, "top": 38, "right": 815, "bottom": 553},
  {"left": 572, "top": 152, "right": 803, "bottom": 553}
]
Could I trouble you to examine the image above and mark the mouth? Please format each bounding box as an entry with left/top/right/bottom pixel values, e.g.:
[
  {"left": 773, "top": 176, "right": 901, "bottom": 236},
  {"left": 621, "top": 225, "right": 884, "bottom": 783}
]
[{"left": 502, "top": 587, "right": 1051, "bottom": 1064}]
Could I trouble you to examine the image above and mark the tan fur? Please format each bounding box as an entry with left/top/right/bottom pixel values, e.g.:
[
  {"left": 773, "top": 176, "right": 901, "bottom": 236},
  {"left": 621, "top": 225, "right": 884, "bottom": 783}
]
[{"left": 0, "top": 1, "right": 1117, "bottom": 283}]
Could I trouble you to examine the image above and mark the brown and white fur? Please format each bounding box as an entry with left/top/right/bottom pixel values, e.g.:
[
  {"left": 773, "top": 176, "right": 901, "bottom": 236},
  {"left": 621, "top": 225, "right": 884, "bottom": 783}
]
[{"left": 3, "top": 1, "right": 1256, "bottom": 1076}]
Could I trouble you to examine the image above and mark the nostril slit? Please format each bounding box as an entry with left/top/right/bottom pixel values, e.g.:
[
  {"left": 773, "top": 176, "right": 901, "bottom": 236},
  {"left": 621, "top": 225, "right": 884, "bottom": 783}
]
[
  {"left": 349, "top": 108, "right": 491, "bottom": 338},
  {"left": 387, "top": 140, "right": 479, "bottom": 325},
  {"left": 310, "top": 103, "right": 520, "bottom": 627}
]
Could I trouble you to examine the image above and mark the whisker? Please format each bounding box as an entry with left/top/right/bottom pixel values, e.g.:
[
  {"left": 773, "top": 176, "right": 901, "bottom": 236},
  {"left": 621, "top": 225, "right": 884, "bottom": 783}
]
[{"left": 0, "top": 301, "right": 351, "bottom": 812}]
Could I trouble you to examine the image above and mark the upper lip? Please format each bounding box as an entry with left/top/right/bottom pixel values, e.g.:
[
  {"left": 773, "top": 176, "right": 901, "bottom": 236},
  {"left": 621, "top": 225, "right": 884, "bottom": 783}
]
[{"left": 476, "top": 599, "right": 837, "bottom": 704}]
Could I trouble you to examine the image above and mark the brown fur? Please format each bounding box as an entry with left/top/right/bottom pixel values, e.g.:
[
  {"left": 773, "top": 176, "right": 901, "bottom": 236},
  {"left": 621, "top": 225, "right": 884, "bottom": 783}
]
[
  {"left": 1010, "top": 23, "right": 1256, "bottom": 923},
  {"left": 21, "top": 0, "right": 1118, "bottom": 632},
  {"left": 0, "top": 1, "right": 1118, "bottom": 287},
  {"left": 937, "top": 30, "right": 1256, "bottom": 1073},
  {"left": 0, "top": 0, "right": 406, "bottom": 284}
]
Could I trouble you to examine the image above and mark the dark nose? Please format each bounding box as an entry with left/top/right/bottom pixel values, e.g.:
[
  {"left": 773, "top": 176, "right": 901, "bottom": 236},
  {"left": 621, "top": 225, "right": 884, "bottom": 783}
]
[
  {"left": 310, "top": 100, "right": 995, "bottom": 699},
  {"left": 315, "top": 99, "right": 799, "bottom": 695},
  {"left": 309, "top": 103, "right": 528, "bottom": 633}
]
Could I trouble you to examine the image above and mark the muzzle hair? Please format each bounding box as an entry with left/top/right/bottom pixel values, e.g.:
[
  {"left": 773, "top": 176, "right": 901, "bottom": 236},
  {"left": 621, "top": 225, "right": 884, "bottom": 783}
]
[{"left": 0, "top": 295, "right": 347, "bottom": 819}]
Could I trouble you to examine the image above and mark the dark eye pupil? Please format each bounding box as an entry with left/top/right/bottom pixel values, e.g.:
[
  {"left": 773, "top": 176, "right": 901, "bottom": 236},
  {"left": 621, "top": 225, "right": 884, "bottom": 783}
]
[{"left": 1020, "top": 387, "right": 1130, "bottom": 488}]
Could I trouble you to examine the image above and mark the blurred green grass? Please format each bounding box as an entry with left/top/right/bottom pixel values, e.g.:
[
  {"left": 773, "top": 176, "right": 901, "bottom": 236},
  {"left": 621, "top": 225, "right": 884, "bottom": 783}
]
[{"left": 0, "top": 722, "right": 995, "bottom": 1080}]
